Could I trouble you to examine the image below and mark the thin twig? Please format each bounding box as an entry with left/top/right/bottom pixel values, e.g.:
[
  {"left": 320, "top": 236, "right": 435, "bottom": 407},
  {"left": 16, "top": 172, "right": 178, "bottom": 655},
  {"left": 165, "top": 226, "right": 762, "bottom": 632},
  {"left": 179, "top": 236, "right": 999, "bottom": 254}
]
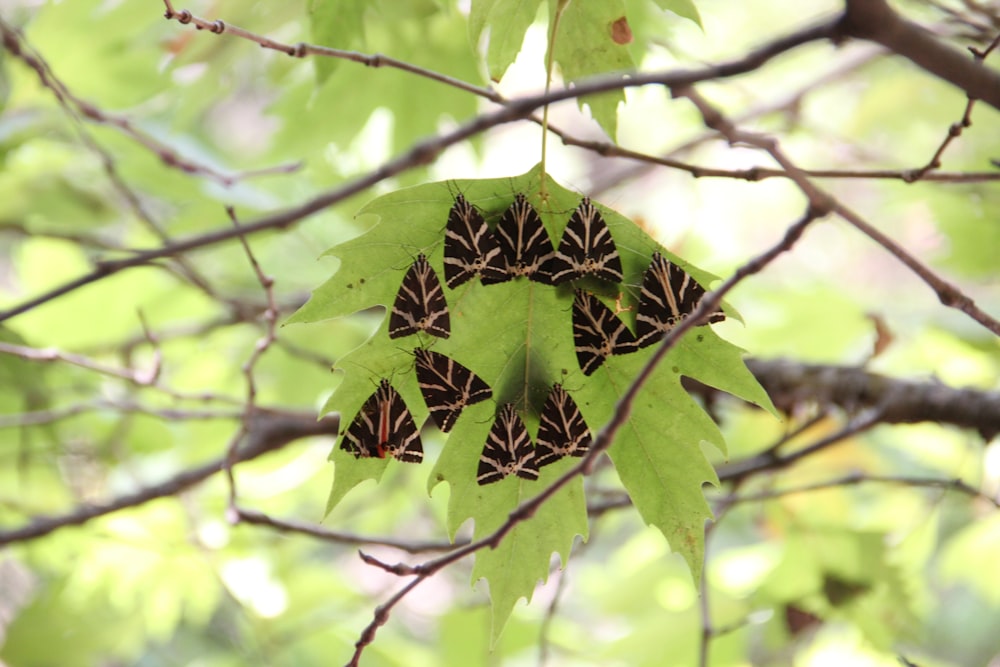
[
  {"left": 0, "top": 341, "right": 245, "bottom": 405},
  {"left": 223, "top": 207, "right": 279, "bottom": 511},
  {"left": 0, "top": 20, "right": 265, "bottom": 311},
  {"left": 537, "top": 566, "right": 571, "bottom": 667},
  {"left": 906, "top": 29, "right": 1000, "bottom": 181},
  {"left": 716, "top": 409, "right": 885, "bottom": 483},
  {"left": 235, "top": 508, "right": 460, "bottom": 553},
  {"left": 908, "top": 95, "right": 976, "bottom": 182},
  {"left": 357, "top": 550, "right": 421, "bottom": 575},
  {"left": 720, "top": 472, "right": 1000, "bottom": 507},
  {"left": 0, "top": 412, "right": 337, "bottom": 546},
  {"left": 0, "top": 19, "right": 300, "bottom": 187},
  {"left": 676, "top": 86, "right": 1000, "bottom": 335},
  {"left": 0, "top": 16, "right": 840, "bottom": 325},
  {"left": 159, "top": 4, "right": 1000, "bottom": 193},
  {"left": 161, "top": 1, "right": 505, "bottom": 104},
  {"left": 0, "top": 401, "right": 246, "bottom": 430},
  {"left": 0, "top": 341, "right": 156, "bottom": 386},
  {"left": 757, "top": 411, "right": 830, "bottom": 460},
  {"left": 835, "top": 201, "right": 1000, "bottom": 334}
]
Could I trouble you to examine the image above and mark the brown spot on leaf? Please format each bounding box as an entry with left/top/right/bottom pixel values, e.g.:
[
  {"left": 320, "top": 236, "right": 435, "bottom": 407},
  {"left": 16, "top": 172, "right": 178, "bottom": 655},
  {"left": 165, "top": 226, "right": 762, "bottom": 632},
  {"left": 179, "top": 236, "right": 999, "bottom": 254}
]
[{"left": 610, "top": 16, "right": 633, "bottom": 45}]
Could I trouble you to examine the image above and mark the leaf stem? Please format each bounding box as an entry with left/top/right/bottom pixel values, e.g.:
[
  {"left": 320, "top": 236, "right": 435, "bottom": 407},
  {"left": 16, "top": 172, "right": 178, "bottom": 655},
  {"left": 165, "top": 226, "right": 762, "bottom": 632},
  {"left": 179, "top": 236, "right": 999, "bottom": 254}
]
[{"left": 540, "top": 0, "right": 571, "bottom": 199}]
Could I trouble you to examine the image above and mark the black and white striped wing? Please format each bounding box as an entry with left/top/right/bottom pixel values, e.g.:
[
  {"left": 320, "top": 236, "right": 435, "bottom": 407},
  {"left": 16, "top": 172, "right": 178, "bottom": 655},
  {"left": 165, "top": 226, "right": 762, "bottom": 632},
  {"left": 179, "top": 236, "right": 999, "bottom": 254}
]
[
  {"left": 572, "top": 290, "right": 638, "bottom": 375},
  {"left": 443, "top": 194, "right": 507, "bottom": 288},
  {"left": 341, "top": 385, "right": 383, "bottom": 459},
  {"left": 477, "top": 403, "right": 539, "bottom": 485},
  {"left": 482, "top": 194, "right": 555, "bottom": 285},
  {"left": 414, "top": 348, "right": 492, "bottom": 433},
  {"left": 341, "top": 379, "right": 423, "bottom": 463},
  {"left": 389, "top": 254, "right": 451, "bottom": 339},
  {"left": 545, "top": 197, "right": 623, "bottom": 285},
  {"left": 635, "top": 252, "right": 725, "bottom": 349},
  {"left": 535, "top": 384, "right": 592, "bottom": 467}
]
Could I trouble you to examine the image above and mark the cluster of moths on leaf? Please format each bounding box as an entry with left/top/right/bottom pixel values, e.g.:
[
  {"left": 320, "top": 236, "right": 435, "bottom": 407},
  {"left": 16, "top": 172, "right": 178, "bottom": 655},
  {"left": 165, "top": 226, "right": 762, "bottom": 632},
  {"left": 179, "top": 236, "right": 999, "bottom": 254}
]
[
  {"left": 289, "top": 166, "right": 772, "bottom": 635},
  {"left": 338, "top": 186, "right": 725, "bottom": 481}
]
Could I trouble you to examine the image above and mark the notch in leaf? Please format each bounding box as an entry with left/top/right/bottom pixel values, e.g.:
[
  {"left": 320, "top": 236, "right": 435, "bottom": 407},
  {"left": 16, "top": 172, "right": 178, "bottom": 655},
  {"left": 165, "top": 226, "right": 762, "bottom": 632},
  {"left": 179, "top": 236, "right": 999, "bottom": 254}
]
[
  {"left": 572, "top": 290, "right": 638, "bottom": 375},
  {"left": 477, "top": 403, "right": 539, "bottom": 485},
  {"left": 545, "top": 197, "right": 624, "bottom": 285},
  {"left": 535, "top": 384, "right": 592, "bottom": 467},
  {"left": 635, "top": 251, "right": 725, "bottom": 349},
  {"left": 414, "top": 348, "right": 492, "bottom": 433},
  {"left": 443, "top": 194, "right": 507, "bottom": 288},
  {"left": 341, "top": 379, "right": 423, "bottom": 463},
  {"left": 482, "top": 193, "right": 556, "bottom": 285},
  {"left": 389, "top": 254, "right": 451, "bottom": 339}
]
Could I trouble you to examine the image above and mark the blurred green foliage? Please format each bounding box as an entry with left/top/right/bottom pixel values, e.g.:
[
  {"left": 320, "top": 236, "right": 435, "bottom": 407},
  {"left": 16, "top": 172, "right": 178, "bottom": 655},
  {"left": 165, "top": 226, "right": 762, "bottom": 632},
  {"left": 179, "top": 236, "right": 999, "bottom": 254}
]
[{"left": 0, "top": 0, "right": 998, "bottom": 666}]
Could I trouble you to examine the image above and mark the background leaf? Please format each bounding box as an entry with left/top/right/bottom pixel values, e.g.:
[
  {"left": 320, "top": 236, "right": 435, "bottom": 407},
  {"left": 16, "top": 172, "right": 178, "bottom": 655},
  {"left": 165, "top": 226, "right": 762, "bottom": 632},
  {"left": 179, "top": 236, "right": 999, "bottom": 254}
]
[
  {"left": 308, "top": 0, "right": 368, "bottom": 84},
  {"left": 551, "top": 0, "right": 635, "bottom": 139},
  {"left": 5, "top": 1, "right": 1000, "bottom": 664},
  {"left": 470, "top": 0, "right": 541, "bottom": 83},
  {"left": 651, "top": 0, "right": 703, "bottom": 27}
]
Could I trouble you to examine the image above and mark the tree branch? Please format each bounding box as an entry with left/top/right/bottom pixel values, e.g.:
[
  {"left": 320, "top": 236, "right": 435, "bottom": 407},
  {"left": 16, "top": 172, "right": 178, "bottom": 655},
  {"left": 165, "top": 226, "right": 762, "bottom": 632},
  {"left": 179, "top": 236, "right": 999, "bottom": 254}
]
[
  {"left": 744, "top": 358, "right": 1000, "bottom": 440},
  {"left": 161, "top": 1, "right": 505, "bottom": 105},
  {"left": 719, "top": 472, "right": 1000, "bottom": 508},
  {"left": 676, "top": 86, "right": 1000, "bottom": 336},
  {"left": 234, "top": 507, "right": 460, "bottom": 554},
  {"left": 0, "top": 17, "right": 839, "bottom": 324},
  {"left": 839, "top": 0, "right": 1000, "bottom": 110}
]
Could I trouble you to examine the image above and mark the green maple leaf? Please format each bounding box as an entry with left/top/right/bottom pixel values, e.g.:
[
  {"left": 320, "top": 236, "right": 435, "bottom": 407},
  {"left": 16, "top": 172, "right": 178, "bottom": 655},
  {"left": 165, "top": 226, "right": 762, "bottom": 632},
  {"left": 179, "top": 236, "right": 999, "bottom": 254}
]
[
  {"left": 469, "top": 0, "right": 635, "bottom": 138},
  {"left": 469, "top": 0, "right": 541, "bottom": 83},
  {"left": 289, "top": 164, "right": 773, "bottom": 640},
  {"left": 552, "top": 0, "right": 635, "bottom": 139},
  {"left": 308, "top": 0, "right": 367, "bottom": 84},
  {"left": 652, "top": 0, "right": 703, "bottom": 27}
]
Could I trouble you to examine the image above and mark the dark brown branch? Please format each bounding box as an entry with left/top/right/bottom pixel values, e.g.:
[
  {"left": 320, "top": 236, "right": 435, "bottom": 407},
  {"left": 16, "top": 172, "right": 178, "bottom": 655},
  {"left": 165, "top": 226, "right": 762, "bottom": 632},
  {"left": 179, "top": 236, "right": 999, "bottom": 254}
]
[
  {"left": 0, "top": 412, "right": 338, "bottom": 546},
  {"left": 839, "top": 0, "right": 1000, "bottom": 110},
  {"left": 744, "top": 358, "right": 1000, "bottom": 440}
]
